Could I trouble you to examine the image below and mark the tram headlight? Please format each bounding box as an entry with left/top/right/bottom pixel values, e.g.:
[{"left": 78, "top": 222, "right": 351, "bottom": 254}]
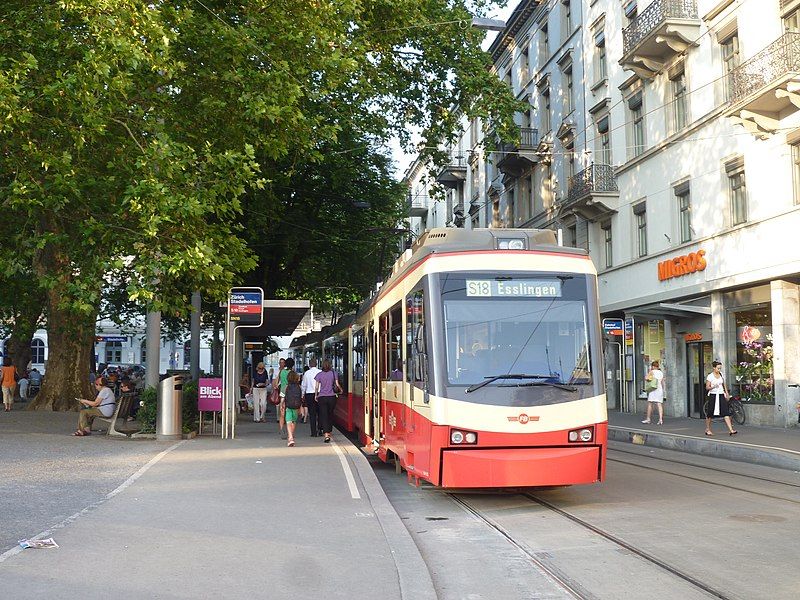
[
  {"left": 497, "top": 237, "right": 527, "bottom": 250},
  {"left": 450, "top": 429, "right": 478, "bottom": 445},
  {"left": 568, "top": 427, "right": 594, "bottom": 443}
]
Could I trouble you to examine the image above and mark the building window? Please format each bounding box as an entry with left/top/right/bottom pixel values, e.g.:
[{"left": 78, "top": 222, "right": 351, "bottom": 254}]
[
  {"left": 595, "top": 114, "right": 611, "bottom": 165},
  {"left": 721, "top": 33, "right": 740, "bottom": 102},
  {"left": 543, "top": 162, "right": 554, "bottom": 209},
  {"left": 785, "top": 8, "right": 800, "bottom": 33},
  {"left": 602, "top": 221, "right": 613, "bottom": 268},
  {"left": 105, "top": 340, "right": 123, "bottom": 364},
  {"left": 492, "top": 198, "right": 501, "bottom": 227},
  {"left": 563, "top": 65, "right": 574, "bottom": 115},
  {"left": 562, "top": 0, "right": 572, "bottom": 38},
  {"left": 541, "top": 87, "right": 551, "bottom": 133},
  {"left": 594, "top": 24, "right": 607, "bottom": 83},
  {"left": 564, "top": 140, "right": 576, "bottom": 184},
  {"left": 521, "top": 45, "right": 530, "bottom": 84},
  {"left": 31, "top": 338, "right": 45, "bottom": 364},
  {"left": 627, "top": 90, "right": 645, "bottom": 159},
  {"left": 792, "top": 142, "right": 800, "bottom": 205},
  {"left": 624, "top": 0, "right": 638, "bottom": 23},
  {"left": 732, "top": 306, "right": 774, "bottom": 403},
  {"left": 471, "top": 212, "right": 479, "bottom": 229},
  {"left": 470, "top": 159, "right": 480, "bottom": 201},
  {"left": 669, "top": 65, "right": 688, "bottom": 132},
  {"left": 675, "top": 182, "right": 692, "bottom": 243},
  {"left": 633, "top": 202, "right": 647, "bottom": 257},
  {"left": 727, "top": 166, "right": 747, "bottom": 225},
  {"left": 140, "top": 340, "right": 146, "bottom": 364},
  {"left": 540, "top": 24, "right": 549, "bottom": 62}
]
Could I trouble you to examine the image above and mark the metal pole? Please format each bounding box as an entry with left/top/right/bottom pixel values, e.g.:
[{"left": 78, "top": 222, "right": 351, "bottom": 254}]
[
  {"left": 145, "top": 311, "right": 161, "bottom": 389},
  {"left": 222, "top": 305, "right": 230, "bottom": 439},
  {"left": 190, "top": 291, "right": 201, "bottom": 381}
]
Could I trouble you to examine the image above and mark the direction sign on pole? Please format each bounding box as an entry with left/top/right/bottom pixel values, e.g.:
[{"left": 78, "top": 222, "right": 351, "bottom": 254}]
[{"left": 602, "top": 318, "right": 624, "bottom": 336}]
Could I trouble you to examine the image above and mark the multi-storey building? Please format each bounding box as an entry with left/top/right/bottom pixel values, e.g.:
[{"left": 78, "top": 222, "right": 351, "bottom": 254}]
[{"left": 403, "top": 0, "right": 800, "bottom": 427}]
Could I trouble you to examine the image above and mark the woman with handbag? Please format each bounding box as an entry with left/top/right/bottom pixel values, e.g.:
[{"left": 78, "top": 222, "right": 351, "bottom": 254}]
[
  {"left": 704, "top": 361, "right": 737, "bottom": 436},
  {"left": 314, "top": 359, "right": 343, "bottom": 443},
  {"left": 641, "top": 360, "right": 665, "bottom": 425}
]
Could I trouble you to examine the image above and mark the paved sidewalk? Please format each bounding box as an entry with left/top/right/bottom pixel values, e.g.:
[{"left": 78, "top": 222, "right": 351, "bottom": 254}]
[
  {"left": 0, "top": 411, "right": 435, "bottom": 600},
  {"left": 609, "top": 411, "right": 800, "bottom": 471}
]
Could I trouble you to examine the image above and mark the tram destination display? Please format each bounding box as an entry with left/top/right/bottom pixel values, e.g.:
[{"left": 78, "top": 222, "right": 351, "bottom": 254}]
[{"left": 465, "top": 279, "right": 562, "bottom": 298}]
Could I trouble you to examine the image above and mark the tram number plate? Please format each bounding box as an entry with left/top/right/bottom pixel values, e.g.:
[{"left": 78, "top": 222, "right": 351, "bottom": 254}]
[{"left": 465, "top": 279, "right": 562, "bottom": 298}]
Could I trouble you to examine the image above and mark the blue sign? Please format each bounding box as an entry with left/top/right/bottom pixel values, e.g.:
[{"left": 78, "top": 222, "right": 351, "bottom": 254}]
[
  {"left": 602, "top": 318, "right": 624, "bottom": 336},
  {"left": 229, "top": 288, "right": 263, "bottom": 326}
]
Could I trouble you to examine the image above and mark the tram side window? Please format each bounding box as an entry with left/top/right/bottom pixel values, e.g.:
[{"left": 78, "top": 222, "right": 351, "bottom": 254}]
[
  {"left": 335, "top": 340, "right": 348, "bottom": 393},
  {"left": 406, "top": 289, "right": 426, "bottom": 386},
  {"left": 380, "top": 303, "right": 403, "bottom": 381},
  {"left": 352, "top": 329, "right": 365, "bottom": 382}
]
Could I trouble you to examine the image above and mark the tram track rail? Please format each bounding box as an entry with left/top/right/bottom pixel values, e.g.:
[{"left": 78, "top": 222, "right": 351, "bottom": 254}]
[
  {"left": 451, "top": 492, "right": 735, "bottom": 600},
  {"left": 608, "top": 448, "right": 800, "bottom": 505}
]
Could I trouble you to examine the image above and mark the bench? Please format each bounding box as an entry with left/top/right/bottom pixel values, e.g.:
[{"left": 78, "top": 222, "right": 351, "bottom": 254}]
[{"left": 95, "top": 393, "right": 139, "bottom": 437}]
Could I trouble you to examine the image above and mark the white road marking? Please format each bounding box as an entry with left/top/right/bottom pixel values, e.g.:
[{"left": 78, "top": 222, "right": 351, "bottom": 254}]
[
  {"left": 331, "top": 439, "right": 361, "bottom": 499},
  {"left": 0, "top": 440, "right": 185, "bottom": 564}
]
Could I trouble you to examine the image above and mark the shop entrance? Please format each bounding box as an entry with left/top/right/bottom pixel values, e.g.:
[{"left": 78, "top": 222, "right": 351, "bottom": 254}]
[{"left": 687, "top": 341, "right": 713, "bottom": 418}]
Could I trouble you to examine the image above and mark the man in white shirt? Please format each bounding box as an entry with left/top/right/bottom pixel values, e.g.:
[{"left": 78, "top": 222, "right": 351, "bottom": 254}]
[{"left": 301, "top": 359, "right": 322, "bottom": 436}]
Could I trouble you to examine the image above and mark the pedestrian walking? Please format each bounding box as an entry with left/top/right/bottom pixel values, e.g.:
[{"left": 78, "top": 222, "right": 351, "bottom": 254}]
[
  {"left": 284, "top": 371, "right": 303, "bottom": 447},
  {"left": 315, "top": 359, "right": 343, "bottom": 443},
  {"left": 1, "top": 356, "right": 19, "bottom": 412},
  {"left": 705, "top": 361, "right": 737, "bottom": 436},
  {"left": 274, "top": 357, "right": 290, "bottom": 439},
  {"left": 641, "top": 360, "right": 665, "bottom": 425},
  {"left": 73, "top": 377, "right": 116, "bottom": 436},
  {"left": 251, "top": 362, "right": 269, "bottom": 422},
  {"left": 301, "top": 358, "right": 322, "bottom": 436}
]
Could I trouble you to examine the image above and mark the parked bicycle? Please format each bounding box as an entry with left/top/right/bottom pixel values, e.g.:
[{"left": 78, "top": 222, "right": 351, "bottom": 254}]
[{"left": 702, "top": 395, "right": 746, "bottom": 426}]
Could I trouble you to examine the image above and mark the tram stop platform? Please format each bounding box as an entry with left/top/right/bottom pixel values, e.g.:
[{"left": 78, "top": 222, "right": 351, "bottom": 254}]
[
  {"left": 608, "top": 411, "right": 800, "bottom": 472},
  {"left": 0, "top": 412, "right": 435, "bottom": 600}
]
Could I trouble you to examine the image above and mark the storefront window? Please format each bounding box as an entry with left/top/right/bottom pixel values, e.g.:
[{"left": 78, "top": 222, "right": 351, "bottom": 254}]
[
  {"left": 732, "top": 306, "right": 773, "bottom": 403},
  {"left": 636, "top": 320, "right": 665, "bottom": 394}
]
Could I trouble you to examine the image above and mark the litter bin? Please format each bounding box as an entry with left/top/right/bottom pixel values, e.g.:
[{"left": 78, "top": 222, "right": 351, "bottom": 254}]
[{"left": 157, "top": 375, "right": 183, "bottom": 441}]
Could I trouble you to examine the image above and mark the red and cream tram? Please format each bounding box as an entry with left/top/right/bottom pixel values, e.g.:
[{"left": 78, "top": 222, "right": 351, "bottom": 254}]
[{"left": 291, "top": 228, "right": 607, "bottom": 488}]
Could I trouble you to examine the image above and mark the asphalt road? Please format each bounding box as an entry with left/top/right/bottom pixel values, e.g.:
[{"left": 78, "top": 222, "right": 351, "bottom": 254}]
[
  {"left": 373, "top": 441, "right": 800, "bottom": 600},
  {"left": 0, "top": 409, "right": 174, "bottom": 554}
]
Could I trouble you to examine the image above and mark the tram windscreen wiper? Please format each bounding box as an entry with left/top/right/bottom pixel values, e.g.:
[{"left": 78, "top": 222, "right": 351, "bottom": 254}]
[
  {"left": 502, "top": 381, "right": 578, "bottom": 392},
  {"left": 466, "top": 374, "right": 555, "bottom": 394}
]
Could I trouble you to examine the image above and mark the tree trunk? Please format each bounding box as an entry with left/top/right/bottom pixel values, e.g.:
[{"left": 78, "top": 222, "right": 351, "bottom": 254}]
[{"left": 28, "top": 289, "right": 96, "bottom": 411}]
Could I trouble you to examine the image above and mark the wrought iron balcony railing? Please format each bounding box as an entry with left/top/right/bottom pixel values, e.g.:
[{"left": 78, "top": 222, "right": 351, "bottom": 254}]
[
  {"left": 564, "top": 164, "right": 618, "bottom": 205},
  {"left": 728, "top": 32, "right": 800, "bottom": 106},
  {"left": 622, "top": 0, "right": 698, "bottom": 56}
]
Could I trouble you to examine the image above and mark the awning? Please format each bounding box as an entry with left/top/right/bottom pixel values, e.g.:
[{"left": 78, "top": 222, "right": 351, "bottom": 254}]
[{"left": 224, "top": 299, "right": 311, "bottom": 337}]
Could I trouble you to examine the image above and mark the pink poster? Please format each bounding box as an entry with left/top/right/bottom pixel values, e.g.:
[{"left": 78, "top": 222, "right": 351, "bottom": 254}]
[{"left": 198, "top": 377, "right": 223, "bottom": 412}]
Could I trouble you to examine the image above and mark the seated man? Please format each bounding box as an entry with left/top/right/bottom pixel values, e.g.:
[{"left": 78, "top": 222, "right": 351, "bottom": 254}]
[{"left": 73, "top": 376, "right": 116, "bottom": 436}]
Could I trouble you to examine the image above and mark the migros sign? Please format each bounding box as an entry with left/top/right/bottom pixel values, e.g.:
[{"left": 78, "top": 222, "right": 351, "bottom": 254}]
[{"left": 658, "top": 249, "right": 707, "bottom": 282}]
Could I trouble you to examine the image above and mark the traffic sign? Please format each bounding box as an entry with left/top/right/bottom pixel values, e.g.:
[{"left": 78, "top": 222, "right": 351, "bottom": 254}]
[{"left": 602, "top": 318, "right": 624, "bottom": 336}]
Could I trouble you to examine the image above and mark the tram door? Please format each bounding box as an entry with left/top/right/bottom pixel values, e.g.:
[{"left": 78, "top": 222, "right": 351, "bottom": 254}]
[
  {"left": 687, "top": 341, "right": 713, "bottom": 417},
  {"left": 365, "top": 321, "right": 379, "bottom": 441}
]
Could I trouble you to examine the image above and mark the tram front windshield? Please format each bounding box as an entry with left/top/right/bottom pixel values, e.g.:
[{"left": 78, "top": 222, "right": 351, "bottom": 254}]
[{"left": 441, "top": 273, "right": 594, "bottom": 392}]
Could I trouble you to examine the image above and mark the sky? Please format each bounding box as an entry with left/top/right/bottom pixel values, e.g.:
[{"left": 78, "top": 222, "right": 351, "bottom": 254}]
[{"left": 389, "top": 2, "right": 516, "bottom": 180}]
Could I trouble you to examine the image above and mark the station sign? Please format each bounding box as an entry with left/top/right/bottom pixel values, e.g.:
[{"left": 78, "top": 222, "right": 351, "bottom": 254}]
[
  {"left": 96, "top": 335, "right": 127, "bottom": 343},
  {"left": 602, "top": 318, "right": 624, "bottom": 336},
  {"left": 624, "top": 318, "right": 634, "bottom": 346},
  {"left": 244, "top": 342, "right": 263, "bottom": 350},
  {"left": 228, "top": 288, "right": 263, "bottom": 326}
]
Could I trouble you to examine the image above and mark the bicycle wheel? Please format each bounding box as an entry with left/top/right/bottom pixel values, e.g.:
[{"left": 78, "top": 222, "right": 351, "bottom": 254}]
[{"left": 730, "top": 400, "right": 746, "bottom": 425}]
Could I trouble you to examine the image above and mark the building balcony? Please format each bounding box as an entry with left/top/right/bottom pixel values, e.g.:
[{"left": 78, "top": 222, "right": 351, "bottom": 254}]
[
  {"left": 407, "top": 194, "right": 428, "bottom": 217},
  {"left": 620, "top": 0, "right": 700, "bottom": 79},
  {"left": 495, "top": 127, "right": 539, "bottom": 177},
  {"left": 725, "top": 32, "right": 800, "bottom": 137},
  {"left": 435, "top": 155, "right": 468, "bottom": 189},
  {"left": 561, "top": 164, "right": 618, "bottom": 221}
]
